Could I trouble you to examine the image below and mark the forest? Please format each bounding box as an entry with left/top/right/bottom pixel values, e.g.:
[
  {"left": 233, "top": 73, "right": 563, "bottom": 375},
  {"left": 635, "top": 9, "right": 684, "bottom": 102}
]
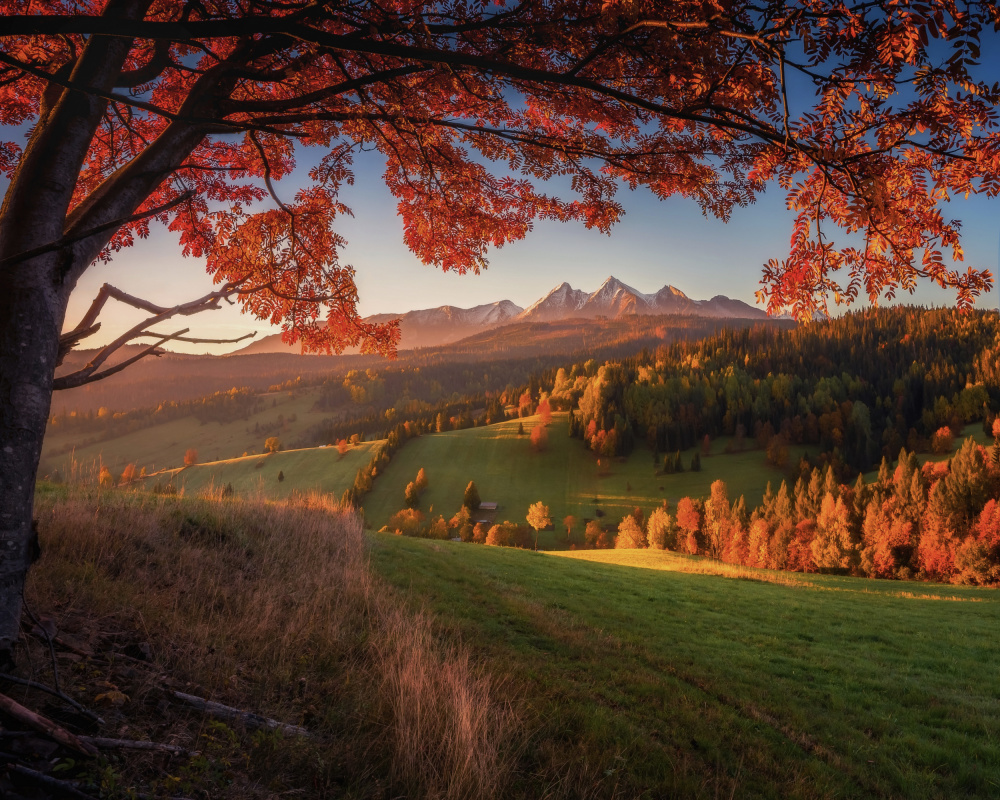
[
  {"left": 562, "top": 307, "right": 997, "bottom": 475},
  {"left": 383, "top": 307, "right": 1000, "bottom": 587}
]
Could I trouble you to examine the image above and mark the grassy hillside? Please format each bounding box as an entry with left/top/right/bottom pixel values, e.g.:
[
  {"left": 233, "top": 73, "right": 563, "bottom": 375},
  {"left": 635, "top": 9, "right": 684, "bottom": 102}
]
[
  {"left": 363, "top": 412, "right": 809, "bottom": 542},
  {"left": 41, "top": 386, "right": 335, "bottom": 478},
  {"left": 373, "top": 534, "right": 1000, "bottom": 798},
  {"left": 141, "top": 440, "right": 380, "bottom": 499}
]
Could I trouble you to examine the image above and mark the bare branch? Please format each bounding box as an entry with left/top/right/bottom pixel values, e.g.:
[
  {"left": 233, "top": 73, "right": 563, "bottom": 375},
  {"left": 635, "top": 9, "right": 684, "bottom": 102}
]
[
  {"left": 56, "top": 283, "right": 243, "bottom": 388},
  {"left": 53, "top": 329, "right": 187, "bottom": 391},
  {"left": 133, "top": 330, "right": 256, "bottom": 345}
]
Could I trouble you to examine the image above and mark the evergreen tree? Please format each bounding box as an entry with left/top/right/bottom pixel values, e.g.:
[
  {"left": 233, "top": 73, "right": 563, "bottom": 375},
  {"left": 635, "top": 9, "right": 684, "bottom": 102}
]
[{"left": 463, "top": 480, "right": 482, "bottom": 512}]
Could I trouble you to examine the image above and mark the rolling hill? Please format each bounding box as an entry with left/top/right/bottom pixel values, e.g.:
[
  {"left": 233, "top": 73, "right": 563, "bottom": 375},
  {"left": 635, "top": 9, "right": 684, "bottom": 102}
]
[
  {"left": 373, "top": 533, "right": 1000, "bottom": 798},
  {"left": 361, "top": 412, "right": 810, "bottom": 542}
]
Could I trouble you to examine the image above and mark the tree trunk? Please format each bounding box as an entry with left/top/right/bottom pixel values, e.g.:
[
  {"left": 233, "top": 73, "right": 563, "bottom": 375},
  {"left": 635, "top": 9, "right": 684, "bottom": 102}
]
[{"left": 0, "top": 265, "right": 63, "bottom": 657}]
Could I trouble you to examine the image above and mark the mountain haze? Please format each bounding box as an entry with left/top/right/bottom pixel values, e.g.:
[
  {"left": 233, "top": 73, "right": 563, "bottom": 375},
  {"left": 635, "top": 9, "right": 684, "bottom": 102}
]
[{"left": 238, "top": 277, "right": 765, "bottom": 354}]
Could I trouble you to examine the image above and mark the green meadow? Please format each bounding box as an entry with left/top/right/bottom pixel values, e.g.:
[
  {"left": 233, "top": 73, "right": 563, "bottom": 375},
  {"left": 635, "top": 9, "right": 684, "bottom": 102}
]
[
  {"left": 40, "top": 386, "right": 333, "bottom": 478},
  {"left": 363, "top": 412, "right": 809, "bottom": 543},
  {"left": 142, "top": 440, "right": 380, "bottom": 499},
  {"left": 373, "top": 534, "right": 1000, "bottom": 798}
]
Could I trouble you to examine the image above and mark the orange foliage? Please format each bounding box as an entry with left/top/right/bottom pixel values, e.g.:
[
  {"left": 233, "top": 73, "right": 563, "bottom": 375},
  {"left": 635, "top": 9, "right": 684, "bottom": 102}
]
[
  {"left": 537, "top": 398, "right": 552, "bottom": 425},
  {"left": 931, "top": 427, "right": 955, "bottom": 454},
  {"left": 529, "top": 424, "right": 548, "bottom": 452}
]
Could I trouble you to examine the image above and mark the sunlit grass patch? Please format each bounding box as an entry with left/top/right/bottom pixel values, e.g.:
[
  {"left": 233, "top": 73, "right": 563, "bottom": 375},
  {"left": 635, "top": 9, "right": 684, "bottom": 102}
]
[{"left": 373, "top": 533, "right": 1000, "bottom": 798}]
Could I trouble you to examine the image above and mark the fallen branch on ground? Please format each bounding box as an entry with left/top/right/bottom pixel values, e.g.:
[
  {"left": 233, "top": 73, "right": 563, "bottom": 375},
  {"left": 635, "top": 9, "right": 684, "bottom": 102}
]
[
  {"left": 0, "top": 692, "right": 98, "bottom": 756},
  {"left": 79, "top": 736, "right": 199, "bottom": 757},
  {"left": 170, "top": 691, "right": 311, "bottom": 737}
]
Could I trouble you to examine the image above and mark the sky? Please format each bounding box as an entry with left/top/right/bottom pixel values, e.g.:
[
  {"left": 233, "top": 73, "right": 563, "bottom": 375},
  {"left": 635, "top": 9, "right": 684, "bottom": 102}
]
[{"left": 63, "top": 142, "right": 1000, "bottom": 355}]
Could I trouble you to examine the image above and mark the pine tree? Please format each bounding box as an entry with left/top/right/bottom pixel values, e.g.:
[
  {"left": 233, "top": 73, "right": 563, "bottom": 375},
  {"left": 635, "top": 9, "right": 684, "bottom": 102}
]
[{"left": 463, "top": 481, "right": 481, "bottom": 511}]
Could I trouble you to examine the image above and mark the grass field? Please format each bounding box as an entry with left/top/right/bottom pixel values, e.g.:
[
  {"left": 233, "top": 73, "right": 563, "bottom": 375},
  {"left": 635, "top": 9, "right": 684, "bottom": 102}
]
[
  {"left": 141, "top": 440, "right": 380, "bottom": 500},
  {"left": 40, "top": 386, "right": 336, "bottom": 478},
  {"left": 372, "top": 534, "right": 1000, "bottom": 798},
  {"left": 363, "top": 412, "right": 810, "bottom": 544}
]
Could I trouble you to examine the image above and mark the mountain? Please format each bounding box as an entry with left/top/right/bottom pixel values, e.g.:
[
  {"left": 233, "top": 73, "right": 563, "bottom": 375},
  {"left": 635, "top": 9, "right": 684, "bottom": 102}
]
[
  {"left": 237, "top": 276, "right": 764, "bottom": 354},
  {"left": 516, "top": 281, "right": 589, "bottom": 322},
  {"left": 236, "top": 299, "right": 523, "bottom": 355},
  {"left": 516, "top": 276, "right": 765, "bottom": 322}
]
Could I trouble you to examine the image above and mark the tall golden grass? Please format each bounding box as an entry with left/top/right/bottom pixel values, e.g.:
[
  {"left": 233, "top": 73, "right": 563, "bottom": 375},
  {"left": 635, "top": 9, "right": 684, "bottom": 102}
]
[{"left": 30, "top": 486, "right": 516, "bottom": 798}]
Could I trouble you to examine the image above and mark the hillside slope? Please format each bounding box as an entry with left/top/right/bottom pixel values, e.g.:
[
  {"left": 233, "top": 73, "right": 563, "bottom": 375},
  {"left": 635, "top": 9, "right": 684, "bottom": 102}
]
[
  {"left": 373, "top": 534, "right": 1000, "bottom": 798},
  {"left": 362, "top": 413, "right": 808, "bottom": 539}
]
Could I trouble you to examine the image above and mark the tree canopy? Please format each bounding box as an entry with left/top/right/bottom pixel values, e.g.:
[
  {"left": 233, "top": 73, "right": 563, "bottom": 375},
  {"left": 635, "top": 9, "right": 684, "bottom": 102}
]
[{"left": 2, "top": 0, "right": 998, "bottom": 363}]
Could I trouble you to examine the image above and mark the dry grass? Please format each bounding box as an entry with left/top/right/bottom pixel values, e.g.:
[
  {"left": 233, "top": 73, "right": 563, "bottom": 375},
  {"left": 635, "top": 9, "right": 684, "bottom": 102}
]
[{"left": 29, "top": 485, "right": 517, "bottom": 799}]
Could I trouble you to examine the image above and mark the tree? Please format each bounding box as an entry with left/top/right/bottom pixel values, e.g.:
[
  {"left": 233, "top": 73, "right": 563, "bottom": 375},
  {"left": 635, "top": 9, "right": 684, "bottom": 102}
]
[
  {"left": 704, "top": 480, "right": 732, "bottom": 559},
  {"left": 183, "top": 448, "right": 198, "bottom": 466},
  {"left": 336, "top": 439, "right": 350, "bottom": 457},
  {"left": 463, "top": 481, "right": 481, "bottom": 512},
  {"left": 1, "top": 3, "right": 998, "bottom": 659},
  {"left": 119, "top": 462, "right": 138, "bottom": 485},
  {"left": 387, "top": 508, "right": 425, "bottom": 537},
  {"left": 931, "top": 427, "right": 955, "bottom": 455},
  {"left": 404, "top": 481, "right": 419, "bottom": 509},
  {"left": 811, "top": 494, "right": 856, "bottom": 572},
  {"left": 526, "top": 501, "right": 551, "bottom": 550},
  {"left": 264, "top": 437, "right": 281, "bottom": 454},
  {"left": 676, "top": 498, "right": 702, "bottom": 555},
  {"left": 537, "top": 397, "right": 552, "bottom": 425},
  {"left": 562, "top": 514, "right": 578, "bottom": 543},
  {"left": 615, "top": 514, "right": 646, "bottom": 549},
  {"left": 647, "top": 507, "right": 672, "bottom": 550},
  {"left": 766, "top": 434, "right": 789, "bottom": 468},
  {"left": 277, "top": 470, "right": 284, "bottom": 483},
  {"left": 584, "top": 520, "right": 604, "bottom": 550},
  {"left": 414, "top": 467, "right": 428, "bottom": 492}
]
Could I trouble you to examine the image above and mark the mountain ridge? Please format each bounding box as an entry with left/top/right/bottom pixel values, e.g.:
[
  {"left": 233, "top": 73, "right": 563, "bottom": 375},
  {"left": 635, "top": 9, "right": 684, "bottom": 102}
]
[{"left": 237, "top": 276, "right": 765, "bottom": 354}]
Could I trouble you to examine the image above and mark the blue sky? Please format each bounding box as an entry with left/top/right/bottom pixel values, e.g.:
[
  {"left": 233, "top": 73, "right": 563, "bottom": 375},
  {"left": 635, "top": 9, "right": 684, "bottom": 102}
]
[{"left": 64, "top": 143, "right": 1000, "bottom": 354}]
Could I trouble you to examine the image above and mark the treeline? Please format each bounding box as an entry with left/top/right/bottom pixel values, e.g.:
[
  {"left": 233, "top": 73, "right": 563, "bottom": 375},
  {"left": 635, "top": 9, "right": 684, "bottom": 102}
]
[
  {"left": 297, "top": 358, "right": 563, "bottom": 447},
  {"left": 562, "top": 308, "right": 999, "bottom": 475},
  {"left": 592, "top": 436, "right": 1000, "bottom": 585},
  {"left": 399, "top": 436, "right": 1000, "bottom": 586}
]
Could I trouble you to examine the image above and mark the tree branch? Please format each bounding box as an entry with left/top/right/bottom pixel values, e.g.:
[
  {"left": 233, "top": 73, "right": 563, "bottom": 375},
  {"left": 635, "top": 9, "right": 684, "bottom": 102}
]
[
  {"left": 133, "top": 330, "right": 256, "bottom": 345},
  {"left": 55, "top": 283, "right": 244, "bottom": 389},
  {"left": 0, "top": 191, "right": 193, "bottom": 272},
  {"left": 53, "top": 328, "right": 188, "bottom": 390}
]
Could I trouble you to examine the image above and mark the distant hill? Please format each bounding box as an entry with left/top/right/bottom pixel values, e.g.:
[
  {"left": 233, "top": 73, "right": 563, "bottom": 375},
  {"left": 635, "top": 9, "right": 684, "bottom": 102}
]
[
  {"left": 237, "top": 299, "right": 524, "bottom": 354},
  {"left": 239, "top": 276, "right": 765, "bottom": 354}
]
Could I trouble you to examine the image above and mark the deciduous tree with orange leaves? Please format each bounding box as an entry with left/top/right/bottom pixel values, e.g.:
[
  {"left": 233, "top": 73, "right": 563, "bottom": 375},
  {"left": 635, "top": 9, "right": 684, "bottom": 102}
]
[{"left": 3, "top": 0, "right": 1000, "bottom": 656}]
